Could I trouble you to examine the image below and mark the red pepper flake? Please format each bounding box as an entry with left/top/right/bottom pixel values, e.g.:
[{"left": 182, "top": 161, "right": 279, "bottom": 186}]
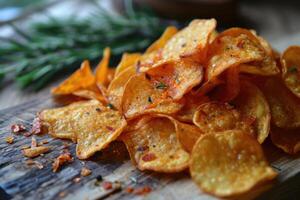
[
  {"left": 52, "top": 152, "right": 73, "bottom": 172},
  {"left": 133, "top": 186, "right": 152, "bottom": 195},
  {"left": 125, "top": 187, "right": 134, "bottom": 193},
  {"left": 106, "top": 126, "right": 115, "bottom": 131},
  {"left": 5, "top": 136, "right": 14, "bottom": 144},
  {"left": 80, "top": 167, "right": 92, "bottom": 177},
  {"left": 142, "top": 153, "right": 156, "bottom": 162},
  {"left": 31, "top": 117, "right": 42, "bottom": 135},
  {"left": 102, "top": 181, "right": 113, "bottom": 190},
  {"left": 11, "top": 124, "right": 26, "bottom": 133}
]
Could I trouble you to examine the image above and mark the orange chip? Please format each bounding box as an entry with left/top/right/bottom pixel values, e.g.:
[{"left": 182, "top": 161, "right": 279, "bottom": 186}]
[
  {"left": 121, "top": 73, "right": 184, "bottom": 119},
  {"left": 271, "top": 126, "right": 300, "bottom": 155},
  {"left": 190, "top": 130, "right": 277, "bottom": 197},
  {"left": 233, "top": 80, "right": 270, "bottom": 143},
  {"left": 115, "top": 53, "right": 141, "bottom": 76},
  {"left": 145, "top": 60, "right": 203, "bottom": 100},
  {"left": 162, "top": 19, "right": 217, "bottom": 62},
  {"left": 121, "top": 116, "right": 189, "bottom": 172},
  {"left": 206, "top": 28, "right": 266, "bottom": 81},
  {"left": 95, "top": 47, "right": 111, "bottom": 86},
  {"left": 281, "top": 46, "right": 300, "bottom": 98},
  {"left": 107, "top": 66, "right": 136, "bottom": 109},
  {"left": 52, "top": 60, "right": 95, "bottom": 95},
  {"left": 146, "top": 26, "right": 178, "bottom": 53},
  {"left": 193, "top": 102, "right": 254, "bottom": 135},
  {"left": 263, "top": 78, "right": 300, "bottom": 129}
]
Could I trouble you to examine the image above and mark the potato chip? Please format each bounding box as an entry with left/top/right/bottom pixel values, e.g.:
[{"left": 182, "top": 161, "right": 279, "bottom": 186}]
[
  {"left": 190, "top": 130, "right": 277, "bottom": 197},
  {"left": 206, "top": 28, "right": 266, "bottom": 81},
  {"left": 271, "top": 126, "right": 300, "bottom": 154},
  {"left": 121, "top": 116, "right": 189, "bottom": 172},
  {"left": 123, "top": 115, "right": 154, "bottom": 133},
  {"left": 121, "top": 73, "right": 184, "bottom": 119},
  {"left": 145, "top": 60, "right": 203, "bottom": 100},
  {"left": 95, "top": 47, "right": 111, "bottom": 86},
  {"left": 281, "top": 46, "right": 300, "bottom": 98},
  {"left": 73, "top": 89, "right": 106, "bottom": 103},
  {"left": 107, "top": 66, "right": 136, "bottom": 109},
  {"left": 193, "top": 77, "right": 224, "bottom": 97},
  {"left": 233, "top": 80, "right": 270, "bottom": 143},
  {"left": 115, "top": 53, "right": 141, "bottom": 76},
  {"left": 146, "top": 26, "right": 178, "bottom": 53},
  {"left": 51, "top": 60, "right": 95, "bottom": 95},
  {"left": 193, "top": 102, "right": 254, "bottom": 135},
  {"left": 263, "top": 78, "right": 300, "bottom": 129},
  {"left": 162, "top": 19, "right": 216, "bottom": 62},
  {"left": 137, "top": 49, "right": 163, "bottom": 72}
]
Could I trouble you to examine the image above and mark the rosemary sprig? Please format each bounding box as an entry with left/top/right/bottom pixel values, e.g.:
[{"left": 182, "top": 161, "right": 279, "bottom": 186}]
[{"left": 0, "top": 0, "right": 167, "bottom": 90}]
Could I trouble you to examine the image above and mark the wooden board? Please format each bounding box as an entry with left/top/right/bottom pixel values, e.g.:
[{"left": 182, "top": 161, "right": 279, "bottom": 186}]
[{"left": 0, "top": 97, "right": 300, "bottom": 200}]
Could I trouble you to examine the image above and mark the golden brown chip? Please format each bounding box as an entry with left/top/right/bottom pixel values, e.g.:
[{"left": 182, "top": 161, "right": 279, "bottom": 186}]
[
  {"left": 95, "top": 47, "right": 111, "bottom": 86},
  {"left": 190, "top": 130, "right": 277, "bottom": 197},
  {"left": 115, "top": 53, "right": 141, "bottom": 76},
  {"left": 146, "top": 26, "right": 178, "bottom": 53},
  {"left": 145, "top": 60, "right": 203, "bottom": 100},
  {"left": 107, "top": 66, "right": 136, "bottom": 109},
  {"left": 262, "top": 78, "right": 300, "bottom": 129},
  {"left": 193, "top": 102, "right": 254, "bottom": 135},
  {"left": 270, "top": 126, "right": 300, "bottom": 154},
  {"left": 121, "top": 73, "right": 184, "bottom": 119},
  {"left": 281, "top": 46, "right": 300, "bottom": 98},
  {"left": 73, "top": 89, "right": 106, "bottom": 102},
  {"left": 51, "top": 60, "right": 95, "bottom": 95},
  {"left": 233, "top": 80, "right": 270, "bottom": 143},
  {"left": 121, "top": 116, "right": 190, "bottom": 172},
  {"left": 162, "top": 19, "right": 217, "bottom": 62}
]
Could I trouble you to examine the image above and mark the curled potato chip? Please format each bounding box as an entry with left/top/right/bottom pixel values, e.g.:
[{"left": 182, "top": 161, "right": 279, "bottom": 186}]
[
  {"left": 115, "top": 53, "right": 141, "bottom": 76},
  {"left": 193, "top": 102, "right": 254, "bottom": 135},
  {"left": 263, "top": 78, "right": 300, "bottom": 129},
  {"left": 41, "top": 100, "right": 126, "bottom": 159},
  {"left": 281, "top": 46, "right": 300, "bottom": 98},
  {"left": 233, "top": 80, "right": 270, "bottom": 143},
  {"left": 121, "top": 73, "right": 184, "bottom": 119},
  {"left": 107, "top": 66, "right": 136, "bottom": 109},
  {"left": 190, "top": 130, "right": 277, "bottom": 197},
  {"left": 271, "top": 126, "right": 300, "bottom": 155},
  {"left": 52, "top": 60, "right": 95, "bottom": 95},
  {"left": 145, "top": 60, "right": 203, "bottom": 100},
  {"left": 162, "top": 19, "right": 217, "bottom": 62},
  {"left": 121, "top": 116, "right": 189, "bottom": 172},
  {"left": 95, "top": 47, "right": 111, "bottom": 86},
  {"left": 206, "top": 28, "right": 266, "bottom": 81},
  {"left": 146, "top": 26, "right": 178, "bottom": 53},
  {"left": 193, "top": 77, "right": 224, "bottom": 97}
]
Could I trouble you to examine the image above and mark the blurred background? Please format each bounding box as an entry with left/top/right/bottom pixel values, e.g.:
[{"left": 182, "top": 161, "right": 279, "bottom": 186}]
[{"left": 0, "top": 0, "right": 300, "bottom": 109}]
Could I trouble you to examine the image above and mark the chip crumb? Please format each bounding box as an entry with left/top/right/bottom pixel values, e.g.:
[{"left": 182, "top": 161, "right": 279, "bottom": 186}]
[
  {"left": 31, "top": 117, "right": 42, "bottom": 134},
  {"left": 21, "top": 145, "right": 30, "bottom": 150},
  {"left": 11, "top": 124, "right": 26, "bottom": 133},
  {"left": 73, "top": 177, "right": 81, "bottom": 183},
  {"left": 22, "top": 146, "right": 51, "bottom": 158},
  {"left": 102, "top": 181, "right": 113, "bottom": 190},
  {"left": 31, "top": 136, "right": 38, "bottom": 148},
  {"left": 133, "top": 186, "right": 152, "bottom": 195},
  {"left": 80, "top": 167, "right": 92, "bottom": 177},
  {"left": 23, "top": 132, "right": 32, "bottom": 137},
  {"left": 59, "top": 191, "right": 66, "bottom": 198},
  {"left": 5, "top": 136, "right": 14, "bottom": 144},
  {"left": 52, "top": 152, "right": 73, "bottom": 172}
]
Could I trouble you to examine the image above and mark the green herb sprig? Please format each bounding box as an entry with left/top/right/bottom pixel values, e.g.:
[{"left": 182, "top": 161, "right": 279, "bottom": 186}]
[{"left": 0, "top": 0, "right": 167, "bottom": 90}]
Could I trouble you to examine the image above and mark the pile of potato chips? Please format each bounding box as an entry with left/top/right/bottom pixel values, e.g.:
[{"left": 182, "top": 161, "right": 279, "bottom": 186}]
[{"left": 40, "top": 19, "right": 300, "bottom": 197}]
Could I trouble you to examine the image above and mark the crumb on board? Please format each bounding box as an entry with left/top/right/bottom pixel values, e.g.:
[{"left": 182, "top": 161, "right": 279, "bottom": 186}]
[
  {"left": 5, "top": 136, "right": 14, "bottom": 144},
  {"left": 73, "top": 177, "right": 81, "bottom": 183},
  {"left": 31, "top": 116, "right": 42, "bottom": 135},
  {"left": 80, "top": 167, "right": 92, "bottom": 177},
  {"left": 22, "top": 146, "right": 51, "bottom": 158},
  {"left": 11, "top": 124, "right": 26, "bottom": 133},
  {"left": 31, "top": 136, "right": 38, "bottom": 148},
  {"left": 52, "top": 152, "right": 73, "bottom": 172}
]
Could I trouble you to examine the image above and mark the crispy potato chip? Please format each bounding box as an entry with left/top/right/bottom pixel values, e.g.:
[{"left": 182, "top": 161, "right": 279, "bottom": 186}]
[
  {"left": 193, "top": 77, "right": 224, "bottom": 97},
  {"left": 146, "top": 26, "right": 178, "bottom": 53},
  {"left": 121, "top": 116, "right": 189, "bottom": 172},
  {"left": 145, "top": 60, "right": 203, "bottom": 100},
  {"left": 73, "top": 89, "right": 106, "bottom": 102},
  {"left": 121, "top": 73, "right": 184, "bottom": 119},
  {"left": 233, "top": 80, "right": 270, "bottom": 143},
  {"left": 263, "top": 78, "right": 300, "bottom": 129},
  {"left": 41, "top": 100, "right": 126, "bottom": 159},
  {"left": 190, "top": 130, "right": 277, "bottom": 197},
  {"left": 206, "top": 28, "right": 266, "bottom": 81},
  {"left": 137, "top": 49, "right": 163, "bottom": 72},
  {"left": 271, "top": 126, "right": 300, "bottom": 154},
  {"left": 123, "top": 115, "right": 155, "bottom": 133},
  {"left": 193, "top": 102, "right": 254, "bottom": 135},
  {"left": 115, "top": 53, "right": 141, "bottom": 76},
  {"left": 162, "top": 19, "right": 216, "bottom": 62},
  {"left": 175, "top": 93, "right": 210, "bottom": 123},
  {"left": 52, "top": 60, "right": 95, "bottom": 95},
  {"left": 95, "top": 47, "right": 111, "bottom": 86},
  {"left": 107, "top": 66, "right": 136, "bottom": 109},
  {"left": 281, "top": 46, "right": 300, "bottom": 98}
]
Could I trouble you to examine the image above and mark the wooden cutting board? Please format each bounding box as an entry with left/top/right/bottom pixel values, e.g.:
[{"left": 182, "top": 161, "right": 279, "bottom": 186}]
[{"left": 0, "top": 96, "right": 300, "bottom": 200}]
